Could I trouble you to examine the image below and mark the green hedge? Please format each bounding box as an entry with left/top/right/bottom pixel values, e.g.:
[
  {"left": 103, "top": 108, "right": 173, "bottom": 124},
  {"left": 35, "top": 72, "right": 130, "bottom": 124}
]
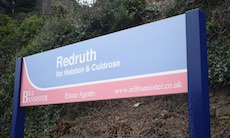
[{"left": 164, "top": 0, "right": 230, "bottom": 87}]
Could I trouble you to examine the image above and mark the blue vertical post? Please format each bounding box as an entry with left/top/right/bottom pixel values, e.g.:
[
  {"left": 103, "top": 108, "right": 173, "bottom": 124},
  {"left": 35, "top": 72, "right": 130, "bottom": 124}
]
[
  {"left": 11, "top": 58, "right": 25, "bottom": 138},
  {"left": 186, "top": 10, "right": 210, "bottom": 138}
]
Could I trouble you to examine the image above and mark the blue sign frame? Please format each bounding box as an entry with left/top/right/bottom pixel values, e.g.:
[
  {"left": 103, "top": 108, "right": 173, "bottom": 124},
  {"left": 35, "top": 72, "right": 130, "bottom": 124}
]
[
  {"left": 11, "top": 9, "right": 210, "bottom": 138},
  {"left": 186, "top": 10, "right": 210, "bottom": 137}
]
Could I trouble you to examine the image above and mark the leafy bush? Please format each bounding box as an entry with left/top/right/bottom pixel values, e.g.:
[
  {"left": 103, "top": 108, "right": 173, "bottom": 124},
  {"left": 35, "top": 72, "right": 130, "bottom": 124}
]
[
  {"left": 0, "top": 14, "right": 17, "bottom": 73},
  {"left": 208, "top": 39, "right": 230, "bottom": 86},
  {"left": 0, "top": 14, "right": 43, "bottom": 77},
  {"left": 164, "top": 0, "right": 230, "bottom": 87}
]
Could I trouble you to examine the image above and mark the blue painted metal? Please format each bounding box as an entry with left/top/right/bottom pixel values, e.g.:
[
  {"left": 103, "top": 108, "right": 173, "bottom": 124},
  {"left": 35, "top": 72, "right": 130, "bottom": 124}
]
[
  {"left": 186, "top": 9, "right": 210, "bottom": 138},
  {"left": 11, "top": 58, "right": 25, "bottom": 138}
]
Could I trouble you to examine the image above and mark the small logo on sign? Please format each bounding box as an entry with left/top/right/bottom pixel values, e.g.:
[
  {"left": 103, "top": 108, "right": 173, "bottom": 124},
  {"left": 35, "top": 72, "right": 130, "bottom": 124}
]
[{"left": 22, "top": 90, "right": 48, "bottom": 103}]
